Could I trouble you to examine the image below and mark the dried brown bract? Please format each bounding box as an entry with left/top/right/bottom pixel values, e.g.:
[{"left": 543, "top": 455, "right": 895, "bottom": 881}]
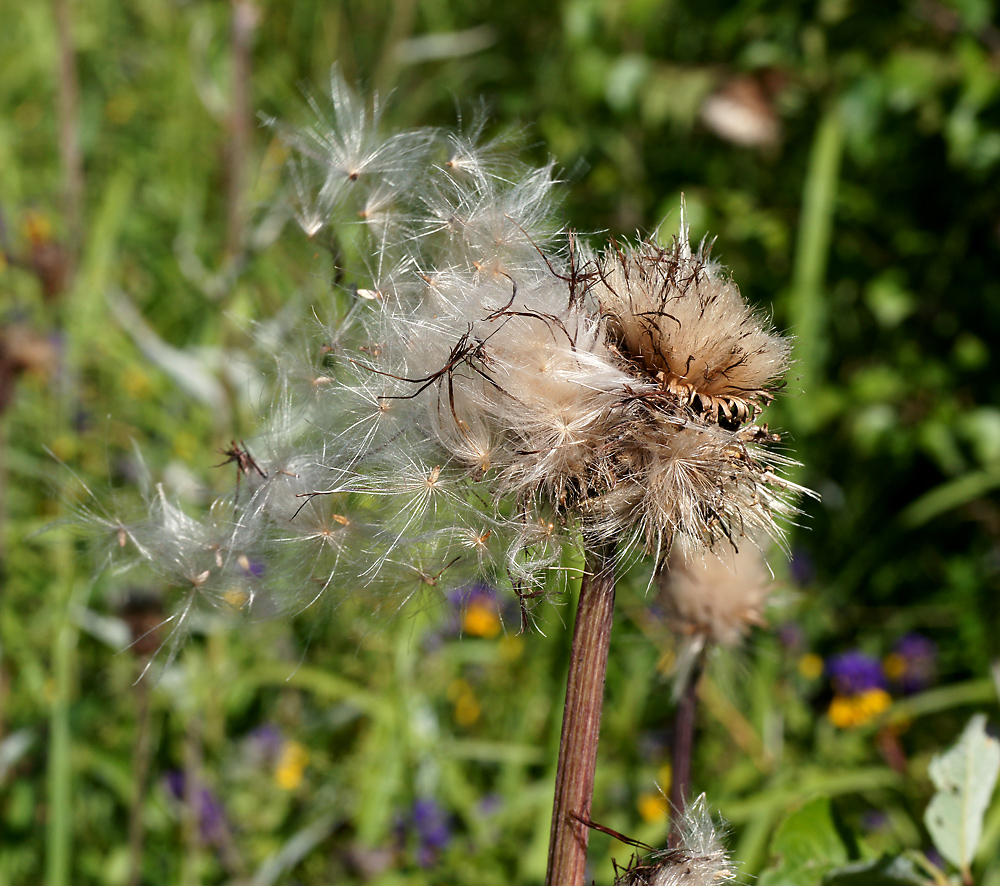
[{"left": 594, "top": 233, "right": 789, "bottom": 431}]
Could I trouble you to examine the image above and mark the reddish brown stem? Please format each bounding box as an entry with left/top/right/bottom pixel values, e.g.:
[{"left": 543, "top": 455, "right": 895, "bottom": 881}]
[
  {"left": 669, "top": 653, "right": 704, "bottom": 847},
  {"left": 545, "top": 542, "right": 616, "bottom": 886},
  {"left": 876, "top": 726, "right": 909, "bottom": 775}
]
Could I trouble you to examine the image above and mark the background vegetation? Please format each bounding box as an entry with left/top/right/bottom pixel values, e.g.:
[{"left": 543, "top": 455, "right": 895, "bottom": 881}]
[{"left": 2, "top": 0, "right": 999, "bottom": 884}]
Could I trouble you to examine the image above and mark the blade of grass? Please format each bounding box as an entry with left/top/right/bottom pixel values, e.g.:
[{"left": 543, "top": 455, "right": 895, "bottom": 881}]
[
  {"left": 53, "top": 0, "right": 83, "bottom": 268},
  {"left": 900, "top": 467, "right": 1000, "bottom": 527},
  {"left": 787, "top": 104, "right": 844, "bottom": 436},
  {"left": 45, "top": 536, "right": 85, "bottom": 886}
]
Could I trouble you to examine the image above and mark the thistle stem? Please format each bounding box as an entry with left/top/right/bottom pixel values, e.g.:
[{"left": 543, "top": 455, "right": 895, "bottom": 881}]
[
  {"left": 545, "top": 542, "right": 617, "bottom": 886},
  {"left": 669, "top": 652, "right": 704, "bottom": 846}
]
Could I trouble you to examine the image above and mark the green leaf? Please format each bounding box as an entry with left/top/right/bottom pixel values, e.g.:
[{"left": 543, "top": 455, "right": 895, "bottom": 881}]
[
  {"left": 252, "top": 815, "right": 337, "bottom": 886},
  {"left": 900, "top": 467, "right": 1000, "bottom": 527},
  {"left": 924, "top": 714, "right": 1000, "bottom": 870},
  {"left": 757, "top": 796, "right": 852, "bottom": 886},
  {"left": 825, "top": 855, "right": 926, "bottom": 886}
]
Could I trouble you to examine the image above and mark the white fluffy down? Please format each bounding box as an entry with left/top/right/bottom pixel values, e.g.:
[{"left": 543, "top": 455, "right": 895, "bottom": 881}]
[{"left": 86, "top": 73, "right": 813, "bottom": 641}]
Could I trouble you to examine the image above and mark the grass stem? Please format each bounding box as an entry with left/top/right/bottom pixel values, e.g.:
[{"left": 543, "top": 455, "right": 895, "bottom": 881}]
[
  {"left": 787, "top": 105, "right": 843, "bottom": 420},
  {"left": 126, "top": 677, "right": 153, "bottom": 886},
  {"left": 45, "top": 539, "right": 81, "bottom": 886}
]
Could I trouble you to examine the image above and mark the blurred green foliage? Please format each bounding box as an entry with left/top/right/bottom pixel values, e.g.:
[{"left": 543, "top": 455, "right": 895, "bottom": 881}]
[{"left": 2, "top": 0, "right": 1000, "bottom": 884}]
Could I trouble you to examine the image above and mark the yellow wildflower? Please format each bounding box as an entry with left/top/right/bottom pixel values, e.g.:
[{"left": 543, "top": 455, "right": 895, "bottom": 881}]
[
  {"left": 275, "top": 740, "right": 309, "bottom": 790},
  {"left": 882, "top": 652, "right": 905, "bottom": 682},
  {"left": 827, "top": 689, "right": 891, "bottom": 729},
  {"left": 798, "top": 653, "right": 824, "bottom": 680},
  {"left": 223, "top": 587, "right": 249, "bottom": 610},
  {"left": 638, "top": 792, "right": 670, "bottom": 823},
  {"left": 122, "top": 366, "right": 153, "bottom": 400},
  {"left": 448, "top": 679, "right": 481, "bottom": 726},
  {"left": 463, "top": 601, "right": 501, "bottom": 638}
]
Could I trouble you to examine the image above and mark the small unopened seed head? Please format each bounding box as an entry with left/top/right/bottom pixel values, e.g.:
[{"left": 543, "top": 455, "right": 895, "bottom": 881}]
[
  {"left": 658, "top": 542, "right": 777, "bottom": 699},
  {"left": 614, "top": 795, "right": 736, "bottom": 886},
  {"left": 659, "top": 543, "right": 775, "bottom": 650}
]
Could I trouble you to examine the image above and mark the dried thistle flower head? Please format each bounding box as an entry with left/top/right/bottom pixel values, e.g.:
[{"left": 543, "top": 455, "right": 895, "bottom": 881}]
[
  {"left": 658, "top": 542, "right": 777, "bottom": 697},
  {"left": 614, "top": 794, "right": 737, "bottom": 886},
  {"left": 79, "top": 71, "right": 813, "bottom": 647},
  {"left": 659, "top": 542, "right": 775, "bottom": 649},
  {"left": 594, "top": 227, "right": 790, "bottom": 430}
]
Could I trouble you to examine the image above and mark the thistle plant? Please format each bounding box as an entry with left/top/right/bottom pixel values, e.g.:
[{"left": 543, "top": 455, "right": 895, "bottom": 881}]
[{"left": 80, "top": 70, "right": 810, "bottom": 886}]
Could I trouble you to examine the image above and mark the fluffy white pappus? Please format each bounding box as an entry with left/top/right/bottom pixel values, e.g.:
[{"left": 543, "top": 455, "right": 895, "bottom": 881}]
[
  {"left": 443, "top": 106, "right": 529, "bottom": 182},
  {"left": 416, "top": 161, "right": 563, "bottom": 271},
  {"left": 75, "top": 480, "right": 282, "bottom": 658},
  {"left": 267, "top": 68, "right": 437, "bottom": 239},
  {"left": 363, "top": 454, "right": 477, "bottom": 545},
  {"left": 59, "top": 449, "right": 161, "bottom": 576},
  {"left": 613, "top": 794, "right": 736, "bottom": 886}
]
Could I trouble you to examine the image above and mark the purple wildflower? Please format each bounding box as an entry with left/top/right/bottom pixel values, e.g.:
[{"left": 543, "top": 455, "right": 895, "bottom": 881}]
[
  {"left": 449, "top": 582, "right": 497, "bottom": 610},
  {"left": 789, "top": 547, "right": 815, "bottom": 585},
  {"left": 860, "top": 809, "right": 889, "bottom": 833},
  {"left": 411, "top": 798, "right": 452, "bottom": 867},
  {"left": 244, "top": 723, "right": 284, "bottom": 764},
  {"left": 163, "top": 771, "right": 229, "bottom": 847},
  {"left": 826, "top": 650, "right": 886, "bottom": 696},
  {"left": 925, "top": 848, "right": 946, "bottom": 871},
  {"left": 240, "top": 556, "right": 266, "bottom": 578},
  {"left": 478, "top": 793, "right": 503, "bottom": 817},
  {"left": 776, "top": 621, "right": 806, "bottom": 653},
  {"left": 886, "top": 633, "right": 937, "bottom": 694}
]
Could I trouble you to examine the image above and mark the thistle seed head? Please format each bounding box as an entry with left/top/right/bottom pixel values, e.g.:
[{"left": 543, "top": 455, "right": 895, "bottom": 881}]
[
  {"left": 613, "top": 795, "right": 737, "bottom": 886},
  {"left": 659, "top": 542, "right": 775, "bottom": 650},
  {"left": 80, "top": 72, "right": 814, "bottom": 646},
  {"left": 594, "top": 229, "right": 790, "bottom": 430}
]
